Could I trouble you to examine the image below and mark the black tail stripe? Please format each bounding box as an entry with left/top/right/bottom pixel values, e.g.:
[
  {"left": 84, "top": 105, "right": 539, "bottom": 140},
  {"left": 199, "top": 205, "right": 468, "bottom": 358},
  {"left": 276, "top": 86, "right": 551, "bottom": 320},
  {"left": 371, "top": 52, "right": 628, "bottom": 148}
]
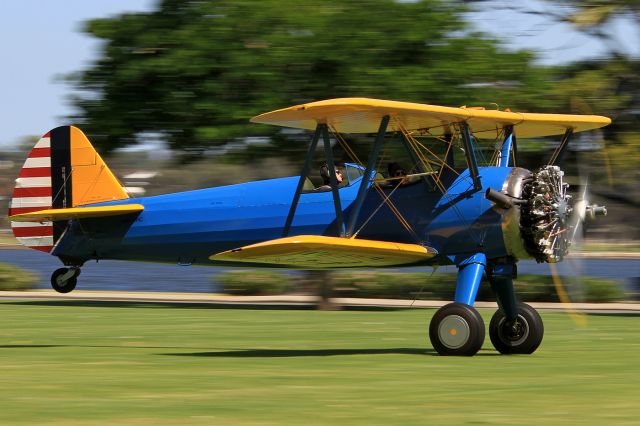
[{"left": 50, "top": 126, "right": 72, "bottom": 244}]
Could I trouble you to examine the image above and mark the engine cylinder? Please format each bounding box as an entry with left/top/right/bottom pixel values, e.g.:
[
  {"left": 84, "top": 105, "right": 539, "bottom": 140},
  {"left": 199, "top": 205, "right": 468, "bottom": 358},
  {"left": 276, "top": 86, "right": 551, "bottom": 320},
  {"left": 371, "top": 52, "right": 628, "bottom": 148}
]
[{"left": 519, "top": 166, "right": 573, "bottom": 263}]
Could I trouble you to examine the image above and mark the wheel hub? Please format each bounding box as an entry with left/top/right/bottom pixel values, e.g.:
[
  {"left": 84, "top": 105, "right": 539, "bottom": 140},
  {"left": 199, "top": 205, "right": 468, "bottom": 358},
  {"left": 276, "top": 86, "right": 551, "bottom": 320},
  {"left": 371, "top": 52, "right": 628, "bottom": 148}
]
[
  {"left": 499, "top": 315, "right": 530, "bottom": 346},
  {"left": 55, "top": 268, "right": 78, "bottom": 286},
  {"left": 438, "top": 315, "right": 470, "bottom": 349}
]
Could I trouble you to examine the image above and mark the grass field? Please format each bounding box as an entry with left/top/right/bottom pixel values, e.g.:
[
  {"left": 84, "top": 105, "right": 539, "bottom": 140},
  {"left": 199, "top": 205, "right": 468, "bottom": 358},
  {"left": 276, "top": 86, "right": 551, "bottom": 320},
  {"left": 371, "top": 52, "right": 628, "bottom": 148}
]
[{"left": 1, "top": 300, "right": 639, "bottom": 425}]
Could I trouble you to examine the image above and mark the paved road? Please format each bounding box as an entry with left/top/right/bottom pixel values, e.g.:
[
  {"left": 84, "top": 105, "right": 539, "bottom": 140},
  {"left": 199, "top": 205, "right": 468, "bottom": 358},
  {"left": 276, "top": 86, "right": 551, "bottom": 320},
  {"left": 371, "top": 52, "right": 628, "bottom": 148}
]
[{"left": 2, "top": 289, "right": 639, "bottom": 313}]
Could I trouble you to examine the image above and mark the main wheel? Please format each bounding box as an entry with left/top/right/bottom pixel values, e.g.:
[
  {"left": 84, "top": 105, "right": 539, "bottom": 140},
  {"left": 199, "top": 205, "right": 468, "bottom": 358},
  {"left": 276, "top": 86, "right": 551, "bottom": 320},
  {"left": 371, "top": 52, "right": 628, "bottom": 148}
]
[
  {"left": 489, "top": 302, "right": 544, "bottom": 354},
  {"left": 51, "top": 268, "right": 79, "bottom": 294},
  {"left": 429, "top": 303, "right": 485, "bottom": 356}
]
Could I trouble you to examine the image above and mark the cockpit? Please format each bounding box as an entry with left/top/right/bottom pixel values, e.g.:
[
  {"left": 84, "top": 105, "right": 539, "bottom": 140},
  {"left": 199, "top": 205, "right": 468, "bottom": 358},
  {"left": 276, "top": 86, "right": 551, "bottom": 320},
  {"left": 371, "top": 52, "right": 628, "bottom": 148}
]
[{"left": 301, "top": 163, "right": 367, "bottom": 192}]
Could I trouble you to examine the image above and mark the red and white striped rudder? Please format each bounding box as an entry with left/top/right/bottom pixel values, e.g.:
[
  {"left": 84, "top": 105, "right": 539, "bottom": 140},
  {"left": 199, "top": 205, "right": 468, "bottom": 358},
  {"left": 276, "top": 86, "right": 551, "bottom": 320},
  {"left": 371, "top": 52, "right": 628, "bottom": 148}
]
[{"left": 9, "top": 133, "right": 54, "bottom": 252}]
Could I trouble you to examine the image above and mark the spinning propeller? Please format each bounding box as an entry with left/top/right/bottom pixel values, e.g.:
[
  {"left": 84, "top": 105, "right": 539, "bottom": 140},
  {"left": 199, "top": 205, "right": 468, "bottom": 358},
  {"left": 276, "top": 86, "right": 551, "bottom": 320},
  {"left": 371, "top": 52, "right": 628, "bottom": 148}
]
[
  {"left": 512, "top": 136, "right": 608, "bottom": 325},
  {"left": 546, "top": 165, "right": 607, "bottom": 325}
]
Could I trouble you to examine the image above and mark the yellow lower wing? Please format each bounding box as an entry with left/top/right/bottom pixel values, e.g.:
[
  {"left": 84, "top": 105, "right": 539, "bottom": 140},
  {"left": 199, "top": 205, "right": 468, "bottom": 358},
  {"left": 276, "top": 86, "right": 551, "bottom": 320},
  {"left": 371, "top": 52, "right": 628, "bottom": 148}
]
[
  {"left": 211, "top": 235, "right": 437, "bottom": 268},
  {"left": 9, "top": 204, "right": 144, "bottom": 222}
]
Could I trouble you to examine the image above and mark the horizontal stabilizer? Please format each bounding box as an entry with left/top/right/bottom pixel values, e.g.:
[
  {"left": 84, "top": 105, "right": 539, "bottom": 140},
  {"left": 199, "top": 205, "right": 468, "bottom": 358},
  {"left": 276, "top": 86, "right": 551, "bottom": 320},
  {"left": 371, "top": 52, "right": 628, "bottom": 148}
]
[
  {"left": 9, "top": 204, "right": 144, "bottom": 223},
  {"left": 211, "top": 235, "right": 437, "bottom": 268}
]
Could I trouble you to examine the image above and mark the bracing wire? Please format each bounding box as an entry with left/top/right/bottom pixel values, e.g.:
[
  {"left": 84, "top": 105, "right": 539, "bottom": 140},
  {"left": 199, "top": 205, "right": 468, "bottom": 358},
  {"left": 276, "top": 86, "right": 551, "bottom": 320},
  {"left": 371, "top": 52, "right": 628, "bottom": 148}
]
[
  {"left": 409, "top": 267, "right": 438, "bottom": 308},
  {"left": 330, "top": 126, "right": 421, "bottom": 243},
  {"left": 399, "top": 122, "right": 486, "bottom": 246}
]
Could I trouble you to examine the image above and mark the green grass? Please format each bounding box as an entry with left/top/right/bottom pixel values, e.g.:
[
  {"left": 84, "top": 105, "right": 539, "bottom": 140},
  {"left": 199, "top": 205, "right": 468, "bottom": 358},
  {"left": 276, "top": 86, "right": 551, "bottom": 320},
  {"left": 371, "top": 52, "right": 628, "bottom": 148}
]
[{"left": 1, "top": 301, "right": 639, "bottom": 425}]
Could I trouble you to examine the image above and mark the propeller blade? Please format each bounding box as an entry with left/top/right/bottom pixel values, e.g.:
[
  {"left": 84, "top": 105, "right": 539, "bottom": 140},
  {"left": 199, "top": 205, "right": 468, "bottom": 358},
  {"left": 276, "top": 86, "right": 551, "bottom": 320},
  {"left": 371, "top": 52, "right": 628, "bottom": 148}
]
[
  {"left": 551, "top": 175, "right": 589, "bottom": 326},
  {"left": 549, "top": 262, "right": 587, "bottom": 327},
  {"left": 567, "top": 177, "right": 588, "bottom": 245}
]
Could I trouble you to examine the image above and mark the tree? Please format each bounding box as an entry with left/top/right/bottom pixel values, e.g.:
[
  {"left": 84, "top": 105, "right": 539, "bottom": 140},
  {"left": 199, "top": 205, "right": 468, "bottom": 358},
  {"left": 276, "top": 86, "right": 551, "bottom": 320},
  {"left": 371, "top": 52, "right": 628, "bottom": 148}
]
[
  {"left": 556, "top": 1, "right": 639, "bottom": 60},
  {"left": 539, "top": 1, "right": 640, "bottom": 183},
  {"left": 69, "top": 0, "right": 553, "bottom": 154}
]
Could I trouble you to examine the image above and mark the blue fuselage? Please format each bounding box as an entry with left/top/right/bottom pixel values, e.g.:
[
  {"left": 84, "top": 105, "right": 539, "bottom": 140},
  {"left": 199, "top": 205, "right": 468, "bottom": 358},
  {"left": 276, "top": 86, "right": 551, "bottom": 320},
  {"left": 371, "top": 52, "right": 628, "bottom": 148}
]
[{"left": 53, "top": 167, "right": 514, "bottom": 267}]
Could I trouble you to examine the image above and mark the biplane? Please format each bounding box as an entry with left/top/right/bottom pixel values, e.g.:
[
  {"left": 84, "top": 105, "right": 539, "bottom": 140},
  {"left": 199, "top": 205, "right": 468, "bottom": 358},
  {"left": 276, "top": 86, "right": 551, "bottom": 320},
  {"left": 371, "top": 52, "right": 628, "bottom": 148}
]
[{"left": 8, "top": 98, "right": 610, "bottom": 356}]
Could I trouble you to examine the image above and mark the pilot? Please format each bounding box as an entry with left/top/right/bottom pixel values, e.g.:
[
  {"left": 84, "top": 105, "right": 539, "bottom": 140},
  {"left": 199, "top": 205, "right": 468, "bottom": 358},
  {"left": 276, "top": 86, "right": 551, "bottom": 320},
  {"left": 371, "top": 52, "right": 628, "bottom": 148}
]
[
  {"left": 387, "top": 162, "right": 408, "bottom": 185},
  {"left": 316, "top": 163, "right": 343, "bottom": 191}
]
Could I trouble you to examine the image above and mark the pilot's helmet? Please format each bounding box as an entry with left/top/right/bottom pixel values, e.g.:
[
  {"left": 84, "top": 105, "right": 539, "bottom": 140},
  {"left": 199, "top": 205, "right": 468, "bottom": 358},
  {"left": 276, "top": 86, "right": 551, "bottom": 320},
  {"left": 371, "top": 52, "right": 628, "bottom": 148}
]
[
  {"left": 388, "top": 162, "right": 406, "bottom": 178},
  {"left": 320, "top": 163, "right": 341, "bottom": 185}
]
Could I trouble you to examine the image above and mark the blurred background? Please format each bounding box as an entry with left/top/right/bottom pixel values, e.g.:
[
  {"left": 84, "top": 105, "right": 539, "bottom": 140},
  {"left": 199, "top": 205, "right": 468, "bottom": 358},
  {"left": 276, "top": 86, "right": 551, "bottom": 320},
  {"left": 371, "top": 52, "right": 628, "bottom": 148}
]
[{"left": 0, "top": 0, "right": 638, "bottom": 299}]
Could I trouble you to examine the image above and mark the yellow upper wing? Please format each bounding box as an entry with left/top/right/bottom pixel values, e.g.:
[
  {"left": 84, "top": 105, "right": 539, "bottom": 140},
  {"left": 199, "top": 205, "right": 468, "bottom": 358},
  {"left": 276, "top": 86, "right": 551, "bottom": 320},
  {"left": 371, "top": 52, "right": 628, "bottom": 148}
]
[
  {"left": 211, "top": 235, "right": 437, "bottom": 268},
  {"left": 251, "top": 97, "right": 611, "bottom": 138}
]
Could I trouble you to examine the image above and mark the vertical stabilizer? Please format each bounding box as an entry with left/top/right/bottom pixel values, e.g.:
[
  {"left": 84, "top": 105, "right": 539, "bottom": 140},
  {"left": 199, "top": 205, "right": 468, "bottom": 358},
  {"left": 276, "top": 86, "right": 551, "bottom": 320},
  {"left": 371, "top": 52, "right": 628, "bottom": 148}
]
[{"left": 8, "top": 126, "right": 129, "bottom": 252}]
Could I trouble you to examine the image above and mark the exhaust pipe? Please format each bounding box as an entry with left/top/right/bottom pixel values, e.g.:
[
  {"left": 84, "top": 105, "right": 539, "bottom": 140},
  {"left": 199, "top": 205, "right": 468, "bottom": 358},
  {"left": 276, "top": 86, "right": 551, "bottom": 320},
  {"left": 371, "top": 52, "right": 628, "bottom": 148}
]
[{"left": 485, "top": 188, "right": 522, "bottom": 209}]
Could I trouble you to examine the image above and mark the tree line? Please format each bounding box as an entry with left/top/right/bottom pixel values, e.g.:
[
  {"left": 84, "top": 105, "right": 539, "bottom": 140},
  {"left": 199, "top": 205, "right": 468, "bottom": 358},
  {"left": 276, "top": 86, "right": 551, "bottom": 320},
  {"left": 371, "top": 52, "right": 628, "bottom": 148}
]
[{"left": 68, "top": 0, "right": 638, "bottom": 182}]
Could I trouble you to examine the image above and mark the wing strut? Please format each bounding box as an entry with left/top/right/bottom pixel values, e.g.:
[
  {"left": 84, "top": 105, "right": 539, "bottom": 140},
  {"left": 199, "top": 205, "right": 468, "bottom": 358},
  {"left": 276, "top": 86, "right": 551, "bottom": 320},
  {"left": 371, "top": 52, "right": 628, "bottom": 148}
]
[
  {"left": 345, "top": 115, "right": 389, "bottom": 237},
  {"left": 282, "top": 125, "right": 322, "bottom": 237},
  {"left": 548, "top": 128, "right": 574, "bottom": 165},
  {"left": 459, "top": 122, "right": 482, "bottom": 190},
  {"left": 321, "top": 124, "right": 345, "bottom": 236},
  {"left": 498, "top": 125, "right": 515, "bottom": 167},
  {"left": 282, "top": 123, "right": 346, "bottom": 237}
]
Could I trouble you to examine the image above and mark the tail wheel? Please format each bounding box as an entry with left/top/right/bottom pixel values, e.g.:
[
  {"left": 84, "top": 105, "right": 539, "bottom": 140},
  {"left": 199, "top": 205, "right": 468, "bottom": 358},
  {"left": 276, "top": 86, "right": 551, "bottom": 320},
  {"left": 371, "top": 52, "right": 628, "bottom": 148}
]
[
  {"left": 489, "top": 302, "right": 544, "bottom": 354},
  {"left": 51, "top": 268, "right": 80, "bottom": 294},
  {"left": 429, "top": 303, "right": 485, "bottom": 356}
]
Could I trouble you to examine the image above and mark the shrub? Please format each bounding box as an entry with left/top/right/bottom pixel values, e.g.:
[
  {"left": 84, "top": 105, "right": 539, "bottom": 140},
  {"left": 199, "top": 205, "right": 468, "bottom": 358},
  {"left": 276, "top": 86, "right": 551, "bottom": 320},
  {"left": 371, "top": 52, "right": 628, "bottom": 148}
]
[
  {"left": 581, "top": 277, "right": 625, "bottom": 303},
  {"left": 216, "top": 270, "right": 293, "bottom": 295},
  {"left": 513, "top": 275, "right": 560, "bottom": 302},
  {"left": 214, "top": 268, "right": 626, "bottom": 303},
  {"left": 333, "top": 271, "right": 457, "bottom": 300},
  {"left": 515, "top": 275, "right": 625, "bottom": 303},
  {"left": 0, "top": 262, "right": 38, "bottom": 291},
  {"left": 333, "top": 271, "right": 625, "bottom": 303}
]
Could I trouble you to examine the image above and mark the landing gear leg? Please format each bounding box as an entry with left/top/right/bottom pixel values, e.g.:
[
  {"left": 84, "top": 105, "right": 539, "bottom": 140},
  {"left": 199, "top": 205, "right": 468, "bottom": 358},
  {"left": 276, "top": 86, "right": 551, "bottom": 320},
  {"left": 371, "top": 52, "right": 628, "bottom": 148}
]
[
  {"left": 487, "top": 262, "right": 544, "bottom": 354},
  {"left": 429, "top": 253, "right": 486, "bottom": 356},
  {"left": 51, "top": 267, "right": 81, "bottom": 293}
]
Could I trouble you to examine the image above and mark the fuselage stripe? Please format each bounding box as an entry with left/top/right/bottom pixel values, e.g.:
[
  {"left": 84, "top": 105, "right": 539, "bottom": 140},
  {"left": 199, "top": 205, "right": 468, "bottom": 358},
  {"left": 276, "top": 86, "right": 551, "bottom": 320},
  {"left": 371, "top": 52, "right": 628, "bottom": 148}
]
[
  {"left": 13, "top": 226, "right": 54, "bottom": 237},
  {"left": 49, "top": 126, "right": 72, "bottom": 245},
  {"left": 8, "top": 206, "right": 53, "bottom": 215},
  {"left": 10, "top": 135, "right": 55, "bottom": 253},
  {"left": 50, "top": 126, "right": 72, "bottom": 209},
  {"left": 34, "top": 137, "right": 51, "bottom": 148},
  {"left": 19, "top": 167, "right": 51, "bottom": 178},
  {"left": 14, "top": 177, "right": 52, "bottom": 188},
  {"left": 31, "top": 245, "right": 53, "bottom": 253},
  {"left": 9, "top": 196, "right": 53, "bottom": 208},
  {"left": 29, "top": 147, "right": 51, "bottom": 158},
  {"left": 23, "top": 157, "right": 51, "bottom": 169},
  {"left": 13, "top": 187, "right": 52, "bottom": 198},
  {"left": 11, "top": 221, "right": 52, "bottom": 228},
  {"left": 16, "top": 236, "right": 54, "bottom": 246}
]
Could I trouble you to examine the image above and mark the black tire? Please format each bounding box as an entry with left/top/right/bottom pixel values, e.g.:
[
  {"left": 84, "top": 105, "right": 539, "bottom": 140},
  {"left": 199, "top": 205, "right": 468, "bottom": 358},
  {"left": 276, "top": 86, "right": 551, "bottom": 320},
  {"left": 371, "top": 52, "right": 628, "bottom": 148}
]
[
  {"left": 489, "top": 302, "right": 544, "bottom": 354},
  {"left": 51, "top": 268, "right": 78, "bottom": 294},
  {"left": 429, "top": 303, "right": 485, "bottom": 356}
]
